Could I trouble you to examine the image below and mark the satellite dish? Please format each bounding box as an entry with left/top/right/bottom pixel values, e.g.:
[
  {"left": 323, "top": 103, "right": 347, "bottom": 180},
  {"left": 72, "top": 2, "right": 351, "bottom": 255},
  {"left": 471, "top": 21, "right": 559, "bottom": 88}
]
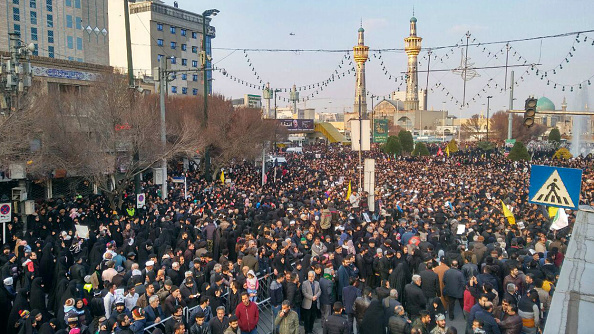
[{"left": 27, "top": 43, "right": 35, "bottom": 52}]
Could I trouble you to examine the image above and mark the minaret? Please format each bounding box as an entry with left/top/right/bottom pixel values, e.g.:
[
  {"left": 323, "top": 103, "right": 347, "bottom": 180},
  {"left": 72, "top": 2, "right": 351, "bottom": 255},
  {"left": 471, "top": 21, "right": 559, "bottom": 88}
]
[
  {"left": 404, "top": 15, "right": 422, "bottom": 111},
  {"left": 353, "top": 25, "right": 369, "bottom": 117}
]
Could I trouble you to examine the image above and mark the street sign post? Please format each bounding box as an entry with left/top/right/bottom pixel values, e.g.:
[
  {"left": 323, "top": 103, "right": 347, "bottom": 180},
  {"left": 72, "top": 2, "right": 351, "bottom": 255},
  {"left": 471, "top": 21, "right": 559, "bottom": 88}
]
[
  {"left": 172, "top": 176, "right": 188, "bottom": 199},
  {"left": 136, "top": 193, "right": 146, "bottom": 209},
  {"left": 529, "top": 165, "right": 582, "bottom": 210},
  {"left": 0, "top": 203, "right": 11, "bottom": 244}
]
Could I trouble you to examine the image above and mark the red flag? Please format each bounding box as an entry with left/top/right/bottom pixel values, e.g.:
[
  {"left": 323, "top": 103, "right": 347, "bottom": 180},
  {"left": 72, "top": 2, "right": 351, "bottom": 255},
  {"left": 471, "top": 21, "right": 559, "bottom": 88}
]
[{"left": 437, "top": 147, "right": 443, "bottom": 156}]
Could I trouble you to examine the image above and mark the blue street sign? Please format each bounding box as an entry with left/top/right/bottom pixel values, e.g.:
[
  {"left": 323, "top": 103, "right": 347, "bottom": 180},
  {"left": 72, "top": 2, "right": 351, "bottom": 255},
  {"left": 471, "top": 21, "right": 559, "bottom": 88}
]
[{"left": 529, "top": 165, "right": 582, "bottom": 210}]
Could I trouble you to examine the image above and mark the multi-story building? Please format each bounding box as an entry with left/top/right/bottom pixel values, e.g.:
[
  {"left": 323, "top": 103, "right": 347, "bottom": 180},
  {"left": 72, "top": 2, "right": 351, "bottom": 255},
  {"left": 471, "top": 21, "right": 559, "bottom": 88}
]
[
  {"left": 0, "top": 0, "right": 109, "bottom": 65},
  {"left": 231, "top": 94, "right": 262, "bottom": 109},
  {"left": 108, "top": 0, "right": 215, "bottom": 96}
]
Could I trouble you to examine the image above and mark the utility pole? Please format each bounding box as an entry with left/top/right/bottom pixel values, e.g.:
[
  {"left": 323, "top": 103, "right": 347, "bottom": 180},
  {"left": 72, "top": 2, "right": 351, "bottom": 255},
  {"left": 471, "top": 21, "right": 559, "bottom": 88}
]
[
  {"left": 158, "top": 57, "right": 168, "bottom": 200},
  {"left": 201, "top": 9, "right": 219, "bottom": 182},
  {"left": 123, "top": 0, "right": 141, "bottom": 195},
  {"left": 358, "top": 95, "right": 363, "bottom": 192},
  {"left": 486, "top": 95, "right": 492, "bottom": 141},
  {"left": 1, "top": 33, "right": 34, "bottom": 234},
  {"left": 425, "top": 49, "right": 432, "bottom": 109},
  {"left": 371, "top": 95, "right": 375, "bottom": 143},
  {"left": 263, "top": 82, "right": 272, "bottom": 118},
  {"left": 1, "top": 33, "right": 33, "bottom": 115},
  {"left": 290, "top": 84, "right": 299, "bottom": 117},
  {"left": 462, "top": 31, "right": 470, "bottom": 108},
  {"left": 508, "top": 71, "right": 514, "bottom": 140},
  {"left": 261, "top": 144, "right": 266, "bottom": 187}
]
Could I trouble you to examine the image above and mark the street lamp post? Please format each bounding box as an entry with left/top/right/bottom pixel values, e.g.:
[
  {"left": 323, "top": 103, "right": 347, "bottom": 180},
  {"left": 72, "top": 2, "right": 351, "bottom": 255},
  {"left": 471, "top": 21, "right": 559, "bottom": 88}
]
[
  {"left": 486, "top": 96, "right": 492, "bottom": 142},
  {"left": 442, "top": 101, "right": 446, "bottom": 142},
  {"left": 201, "top": 9, "right": 219, "bottom": 126},
  {"left": 201, "top": 9, "right": 219, "bottom": 182}
]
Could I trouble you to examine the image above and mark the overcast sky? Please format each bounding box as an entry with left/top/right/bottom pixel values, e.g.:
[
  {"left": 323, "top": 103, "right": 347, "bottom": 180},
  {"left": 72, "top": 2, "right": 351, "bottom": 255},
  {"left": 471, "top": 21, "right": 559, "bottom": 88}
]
[{"left": 171, "top": 0, "right": 594, "bottom": 118}]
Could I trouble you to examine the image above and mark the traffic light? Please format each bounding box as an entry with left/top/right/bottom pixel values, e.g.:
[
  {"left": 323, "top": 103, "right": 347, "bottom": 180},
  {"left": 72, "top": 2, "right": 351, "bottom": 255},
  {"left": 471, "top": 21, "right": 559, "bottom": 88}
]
[{"left": 523, "top": 97, "right": 537, "bottom": 127}]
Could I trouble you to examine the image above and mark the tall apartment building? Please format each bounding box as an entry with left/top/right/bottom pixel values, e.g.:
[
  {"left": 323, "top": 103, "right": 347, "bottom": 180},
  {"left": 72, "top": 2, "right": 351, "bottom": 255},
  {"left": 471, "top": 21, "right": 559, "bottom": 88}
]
[
  {"left": 0, "top": 0, "right": 109, "bottom": 65},
  {"left": 109, "top": 0, "right": 215, "bottom": 96}
]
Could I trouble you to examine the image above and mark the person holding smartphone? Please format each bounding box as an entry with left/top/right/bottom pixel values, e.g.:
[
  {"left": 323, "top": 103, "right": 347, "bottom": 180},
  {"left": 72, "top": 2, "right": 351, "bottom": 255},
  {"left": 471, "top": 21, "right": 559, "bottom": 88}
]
[{"left": 274, "top": 300, "right": 299, "bottom": 334}]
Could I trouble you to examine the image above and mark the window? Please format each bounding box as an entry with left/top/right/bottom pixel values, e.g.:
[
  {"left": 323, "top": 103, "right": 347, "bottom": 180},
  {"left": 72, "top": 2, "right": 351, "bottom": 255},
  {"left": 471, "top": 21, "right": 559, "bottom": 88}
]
[
  {"left": 31, "top": 28, "right": 38, "bottom": 41},
  {"left": 67, "top": 36, "right": 73, "bottom": 49},
  {"left": 157, "top": 39, "right": 163, "bottom": 46},
  {"left": 74, "top": 0, "right": 80, "bottom": 8},
  {"left": 66, "top": 15, "right": 73, "bottom": 28},
  {"left": 170, "top": 41, "right": 176, "bottom": 49},
  {"left": 181, "top": 44, "right": 187, "bottom": 51},
  {"left": 170, "top": 56, "right": 176, "bottom": 64},
  {"left": 181, "top": 73, "right": 187, "bottom": 80},
  {"left": 76, "top": 37, "right": 82, "bottom": 50},
  {"left": 181, "top": 29, "right": 186, "bottom": 36},
  {"left": 30, "top": 0, "right": 36, "bottom": 8},
  {"left": 48, "top": 45, "right": 54, "bottom": 58},
  {"left": 13, "top": 24, "right": 20, "bottom": 36},
  {"left": 31, "top": 11, "right": 37, "bottom": 25},
  {"left": 68, "top": 56, "right": 74, "bottom": 61},
  {"left": 76, "top": 58, "right": 82, "bottom": 62},
  {"left": 192, "top": 60, "right": 197, "bottom": 67},
  {"left": 13, "top": 8, "right": 20, "bottom": 22},
  {"left": 157, "top": 54, "right": 164, "bottom": 62},
  {"left": 171, "top": 86, "right": 177, "bottom": 94},
  {"left": 76, "top": 17, "right": 82, "bottom": 30},
  {"left": 157, "top": 23, "right": 163, "bottom": 31},
  {"left": 65, "top": 0, "right": 71, "bottom": 6},
  {"left": 192, "top": 46, "right": 198, "bottom": 53},
  {"left": 47, "top": 30, "right": 54, "bottom": 43},
  {"left": 47, "top": 14, "right": 53, "bottom": 27},
  {"left": 13, "top": 0, "right": 19, "bottom": 4},
  {"left": 182, "top": 87, "right": 187, "bottom": 95},
  {"left": 46, "top": 0, "right": 52, "bottom": 12},
  {"left": 170, "top": 26, "right": 176, "bottom": 34},
  {"left": 192, "top": 88, "right": 198, "bottom": 95},
  {"left": 192, "top": 32, "right": 197, "bottom": 39},
  {"left": 170, "top": 73, "right": 176, "bottom": 80},
  {"left": 181, "top": 58, "right": 187, "bottom": 66},
  {"left": 192, "top": 74, "right": 198, "bottom": 82},
  {"left": 32, "top": 44, "right": 38, "bottom": 56}
]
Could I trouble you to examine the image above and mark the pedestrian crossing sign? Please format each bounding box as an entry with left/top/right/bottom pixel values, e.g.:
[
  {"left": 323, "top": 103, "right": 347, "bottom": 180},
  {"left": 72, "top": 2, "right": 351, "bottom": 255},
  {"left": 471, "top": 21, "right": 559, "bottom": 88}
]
[{"left": 529, "top": 165, "right": 582, "bottom": 210}]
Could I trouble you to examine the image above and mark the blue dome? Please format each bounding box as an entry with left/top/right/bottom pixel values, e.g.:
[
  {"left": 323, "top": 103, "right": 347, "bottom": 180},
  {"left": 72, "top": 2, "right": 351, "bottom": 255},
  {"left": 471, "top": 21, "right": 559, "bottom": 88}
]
[
  {"left": 410, "top": 17, "right": 417, "bottom": 22},
  {"left": 537, "top": 97, "right": 555, "bottom": 111},
  {"left": 358, "top": 27, "right": 364, "bottom": 33}
]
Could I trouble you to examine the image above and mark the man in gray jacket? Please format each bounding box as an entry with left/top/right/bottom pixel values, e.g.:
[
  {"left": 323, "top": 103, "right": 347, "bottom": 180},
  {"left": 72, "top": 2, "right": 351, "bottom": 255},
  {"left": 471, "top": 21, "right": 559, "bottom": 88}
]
[{"left": 302, "top": 271, "right": 321, "bottom": 334}]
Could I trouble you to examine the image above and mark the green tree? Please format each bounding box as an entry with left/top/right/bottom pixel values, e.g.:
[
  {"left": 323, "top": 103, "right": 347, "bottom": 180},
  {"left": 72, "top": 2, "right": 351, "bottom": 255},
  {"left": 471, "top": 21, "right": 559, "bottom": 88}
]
[
  {"left": 477, "top": 141, "right": 495, "bottom": 150},
  {"left": 548, "top": 128, "right": 561, "bottom": 143},
  {"left": 508, "top": 141, "right": 531, "bottom": 161},
  {"left": 383, "top": 136, "right": 402, "bottom": 156},
  {"left": 412, "top": 142, "right": 430, "bottom": 156},
  {"left": 398, "top": 130, "right": 414, "bottom": 153}
]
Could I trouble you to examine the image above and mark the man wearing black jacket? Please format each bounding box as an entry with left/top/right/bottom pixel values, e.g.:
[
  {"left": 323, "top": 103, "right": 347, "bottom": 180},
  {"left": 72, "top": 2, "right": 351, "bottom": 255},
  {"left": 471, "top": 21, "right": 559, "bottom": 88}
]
[
  {"left": 419, "top": 262, "right": 441, "bottom": 300},
  {"left": 322, "top": 302, "right": 349, "bottom": 334},
  {"left": 403, "top": 275, "right": 426, "bottom": 319}
]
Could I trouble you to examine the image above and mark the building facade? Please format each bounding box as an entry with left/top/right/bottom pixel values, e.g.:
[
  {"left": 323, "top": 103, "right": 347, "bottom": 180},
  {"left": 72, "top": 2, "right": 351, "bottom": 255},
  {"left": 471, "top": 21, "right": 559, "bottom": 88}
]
[
  {"left": 108, "top": 0, "right": 215, "bottom": 96},
  {"left": 0, "top": 0, "right": 109, "bottom": 65}
]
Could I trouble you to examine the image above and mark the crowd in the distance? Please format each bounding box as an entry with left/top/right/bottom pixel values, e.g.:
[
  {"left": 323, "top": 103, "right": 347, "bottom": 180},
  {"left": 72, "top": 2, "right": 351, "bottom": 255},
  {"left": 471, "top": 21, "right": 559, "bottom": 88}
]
[{"left": 0, "top": 142, "right": 592, "bottom": 334}]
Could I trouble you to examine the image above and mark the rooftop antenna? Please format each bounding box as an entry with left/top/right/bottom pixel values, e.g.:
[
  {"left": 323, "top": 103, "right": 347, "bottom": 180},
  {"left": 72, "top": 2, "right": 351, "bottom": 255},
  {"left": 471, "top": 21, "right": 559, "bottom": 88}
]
[
  {"left": 412, "top": 5, "right": 415, "bottom": 16},
  {"left": 360, "top": 17, "right": 363, "bottom": 28}
]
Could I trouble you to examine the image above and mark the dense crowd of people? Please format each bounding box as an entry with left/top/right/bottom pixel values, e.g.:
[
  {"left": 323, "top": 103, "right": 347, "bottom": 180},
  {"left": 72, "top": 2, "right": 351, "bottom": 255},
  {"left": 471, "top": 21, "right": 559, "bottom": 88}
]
[{"left": 0, "top": 142, "right": 592, "bottom": 334}]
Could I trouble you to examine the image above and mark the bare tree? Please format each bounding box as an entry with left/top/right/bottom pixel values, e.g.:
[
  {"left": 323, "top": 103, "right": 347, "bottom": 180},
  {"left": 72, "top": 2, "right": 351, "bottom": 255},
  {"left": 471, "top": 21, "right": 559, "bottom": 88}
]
[
  {"left": 32, "top": 72, "right": 199, "bottom": 208},
  {"left": 460, "top": 114, "right": 483, "bottom": 140},
  {"left": 489, "top": 110, "right": 547, "bottom": 142},
  {"left": 0, "top": 82, "right": 44, "bottom": 172}
]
